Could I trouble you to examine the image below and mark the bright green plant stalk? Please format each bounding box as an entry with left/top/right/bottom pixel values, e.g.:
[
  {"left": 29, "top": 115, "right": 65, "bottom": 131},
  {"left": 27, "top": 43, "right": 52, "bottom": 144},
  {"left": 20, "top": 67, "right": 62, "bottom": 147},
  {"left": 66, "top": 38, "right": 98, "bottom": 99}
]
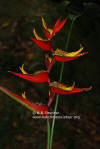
[{"left": 49, "top": 18, "right": 75, "bottom": 149}]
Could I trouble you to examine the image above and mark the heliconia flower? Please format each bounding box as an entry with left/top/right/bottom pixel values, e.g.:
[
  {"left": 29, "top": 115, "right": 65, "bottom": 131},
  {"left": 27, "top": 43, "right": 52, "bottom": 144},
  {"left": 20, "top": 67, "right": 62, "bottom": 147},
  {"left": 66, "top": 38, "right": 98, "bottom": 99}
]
[
  {"left": 53, "top": 45, "right": 86, "bottom": 58},
  {"left": 48, "top": 81, "right": 91, "bottom": 105},
  {"left": 0, "top": 86, "right": 48, "bottom": 117},
  {"left": 9, "top": 65, "right": 50, "bottom": 83},
  {"left": 42, "top": 17, "right": 67, "bottom": 39},
  {"left": 30, "top": 37, "right": 53, "bottom": 52},
  {"left": 46, "top": 46, "right": 87, "bottom": 73},
  {"left": 49, "top": 81, "right": 91, "bottom": 94}
]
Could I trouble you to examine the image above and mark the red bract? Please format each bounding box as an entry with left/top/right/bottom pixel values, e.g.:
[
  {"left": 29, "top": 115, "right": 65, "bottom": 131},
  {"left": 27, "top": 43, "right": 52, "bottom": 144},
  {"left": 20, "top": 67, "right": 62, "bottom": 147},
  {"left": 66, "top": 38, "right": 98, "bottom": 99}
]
[
  {"left": 45, "top": 54, "right": 53, "bottom": 72},
  {"left": 45, "top": 54, "right": 88, "bottom": 73},
  {"left": 53, "top": 52, "right": 87, "bottom": 62},
  {"left": 48, "top": 82, "right": 91, "bottom": 105},
  {"left": 46, "top": 47, "right": 87, "bottom": 72},
  {"left": 9, "top": 70, "right": 50, "bottom": 83},
  {"left": 0, "top": 86, "right": 48, "bottom": 117},
  {"left": 30, "top": 37, "right": 53, "bottom": 52},
  {"left": 43, "top": 29, "right": 51, "bottom": 40},
  {"left": 42, "top": 17, "right": 67, "bottom": 40},
  {"left": 53, "top": 18, "right": 67, "bottom": 36},
  {"left": 50, "top": 86, "right": 91, "bottom": 95},
  {"left": 49, "top": 82, "right": 91, "bottom": 95}
]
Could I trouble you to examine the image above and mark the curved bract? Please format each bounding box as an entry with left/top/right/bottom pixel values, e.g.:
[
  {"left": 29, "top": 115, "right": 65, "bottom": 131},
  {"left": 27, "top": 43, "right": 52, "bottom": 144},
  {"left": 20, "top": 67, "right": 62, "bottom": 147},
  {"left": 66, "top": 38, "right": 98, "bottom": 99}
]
[
  {"left": 42, "top": 17, "right": 67, "bottom": 39},
  {"left": 9, "top": 70, "right": 50, "bottom": 83},
  {"left": 48, "top": 81, "right": 92, "bottom": 106},
  {"left": 49, "top": 81, "right": 91, "bottom": 95},
  {"left": 0, "top": 86, "right": 48, "bottom": 117},
  {"left": 45, "top": 47, "right": 88, "bottom": 73},
  {"left": 31, "top": 37, "right": 53, "bottom": 52}
]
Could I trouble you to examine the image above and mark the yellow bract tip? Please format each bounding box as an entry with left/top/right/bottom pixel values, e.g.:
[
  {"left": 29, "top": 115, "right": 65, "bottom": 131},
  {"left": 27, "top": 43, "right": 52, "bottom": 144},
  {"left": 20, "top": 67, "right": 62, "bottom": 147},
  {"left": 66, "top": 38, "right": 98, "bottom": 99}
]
[
  {"left": 48, "top": 57, "right": 52, "bottom": 63},
  {"left": 46, "top": 54, "right": 52, "bottom": 63},
  {"left": 58, "top": 82, "right": 75, "bottom": 91},
  {"left": 49, "top": 81, "right": 75, "bottom": 91},
  {"left": 66, "top": 46, "right": 84, "bottom": 57},
  {"left": 19, "top": 64, "right": 27, "bottom": 74},
  {"left": 33, "top": 28, "right": 44, "bottom": 41},
  {"left": 22, "top": 91, "right": 26, "bottom": 99},
  {"left": 41, "top": 17, "right": 53, "bottom": 35},
  {"left": 53, "top": 47, "right": 84, "bottom": 58},
  {"left": 41, "top": 17, "right": 47, "bottom": 30}
]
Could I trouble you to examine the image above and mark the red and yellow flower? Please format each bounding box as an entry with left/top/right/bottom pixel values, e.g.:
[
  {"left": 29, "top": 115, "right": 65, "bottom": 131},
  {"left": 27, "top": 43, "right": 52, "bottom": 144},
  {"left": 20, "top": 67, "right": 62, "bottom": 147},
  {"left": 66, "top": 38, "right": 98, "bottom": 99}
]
[
  {"left": 0, "top": 17, "right": 91, "bottom": 121},
  {"left": 46, "top": 45, "right": 87, "bottom": 72},
  {"left": 42, "top": 17, "right": 67, "bottom": 39},
  {"left": 48, "top": 81, "right": 91, "bottom": 106},
  {"left": 9, "top": 64, "right": 50, "bottom": 83},
  {"left": 31, "top": 37, "right": 53, "bottom": 52},
  {"left": 31, "top": 17, "right": 67, "bottom": 52},
  {"left": 0, "top": 86, "right": 48, "bottom": 117}
]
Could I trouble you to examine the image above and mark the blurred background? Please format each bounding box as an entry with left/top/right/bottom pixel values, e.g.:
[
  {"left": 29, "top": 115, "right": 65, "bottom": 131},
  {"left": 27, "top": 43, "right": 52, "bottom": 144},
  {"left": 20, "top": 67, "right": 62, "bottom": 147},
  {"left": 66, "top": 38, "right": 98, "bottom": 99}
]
[{"left": 0, "top": 0, "right": 100, "bottom": 149}]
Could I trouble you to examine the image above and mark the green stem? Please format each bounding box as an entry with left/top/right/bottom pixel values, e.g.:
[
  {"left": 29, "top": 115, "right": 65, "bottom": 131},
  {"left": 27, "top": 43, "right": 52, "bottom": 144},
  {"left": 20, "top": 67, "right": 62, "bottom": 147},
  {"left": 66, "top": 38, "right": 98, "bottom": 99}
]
[
  {"left": 47, "top": 119, "right": 50, "bottom": 149},
  {"left": 49, "top": 18, "right": 75, "bottom": 149}
]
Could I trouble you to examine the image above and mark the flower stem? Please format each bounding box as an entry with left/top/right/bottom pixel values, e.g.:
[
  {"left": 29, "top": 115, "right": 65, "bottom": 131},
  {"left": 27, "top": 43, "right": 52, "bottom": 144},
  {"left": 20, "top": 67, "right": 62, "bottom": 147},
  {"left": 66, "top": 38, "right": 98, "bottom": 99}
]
[
  {"left": 49, "top": 18, "right": 75, "bottom": 149},
  {"left": 47, "top": 119, "right": 50, "bottom": 149}
]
